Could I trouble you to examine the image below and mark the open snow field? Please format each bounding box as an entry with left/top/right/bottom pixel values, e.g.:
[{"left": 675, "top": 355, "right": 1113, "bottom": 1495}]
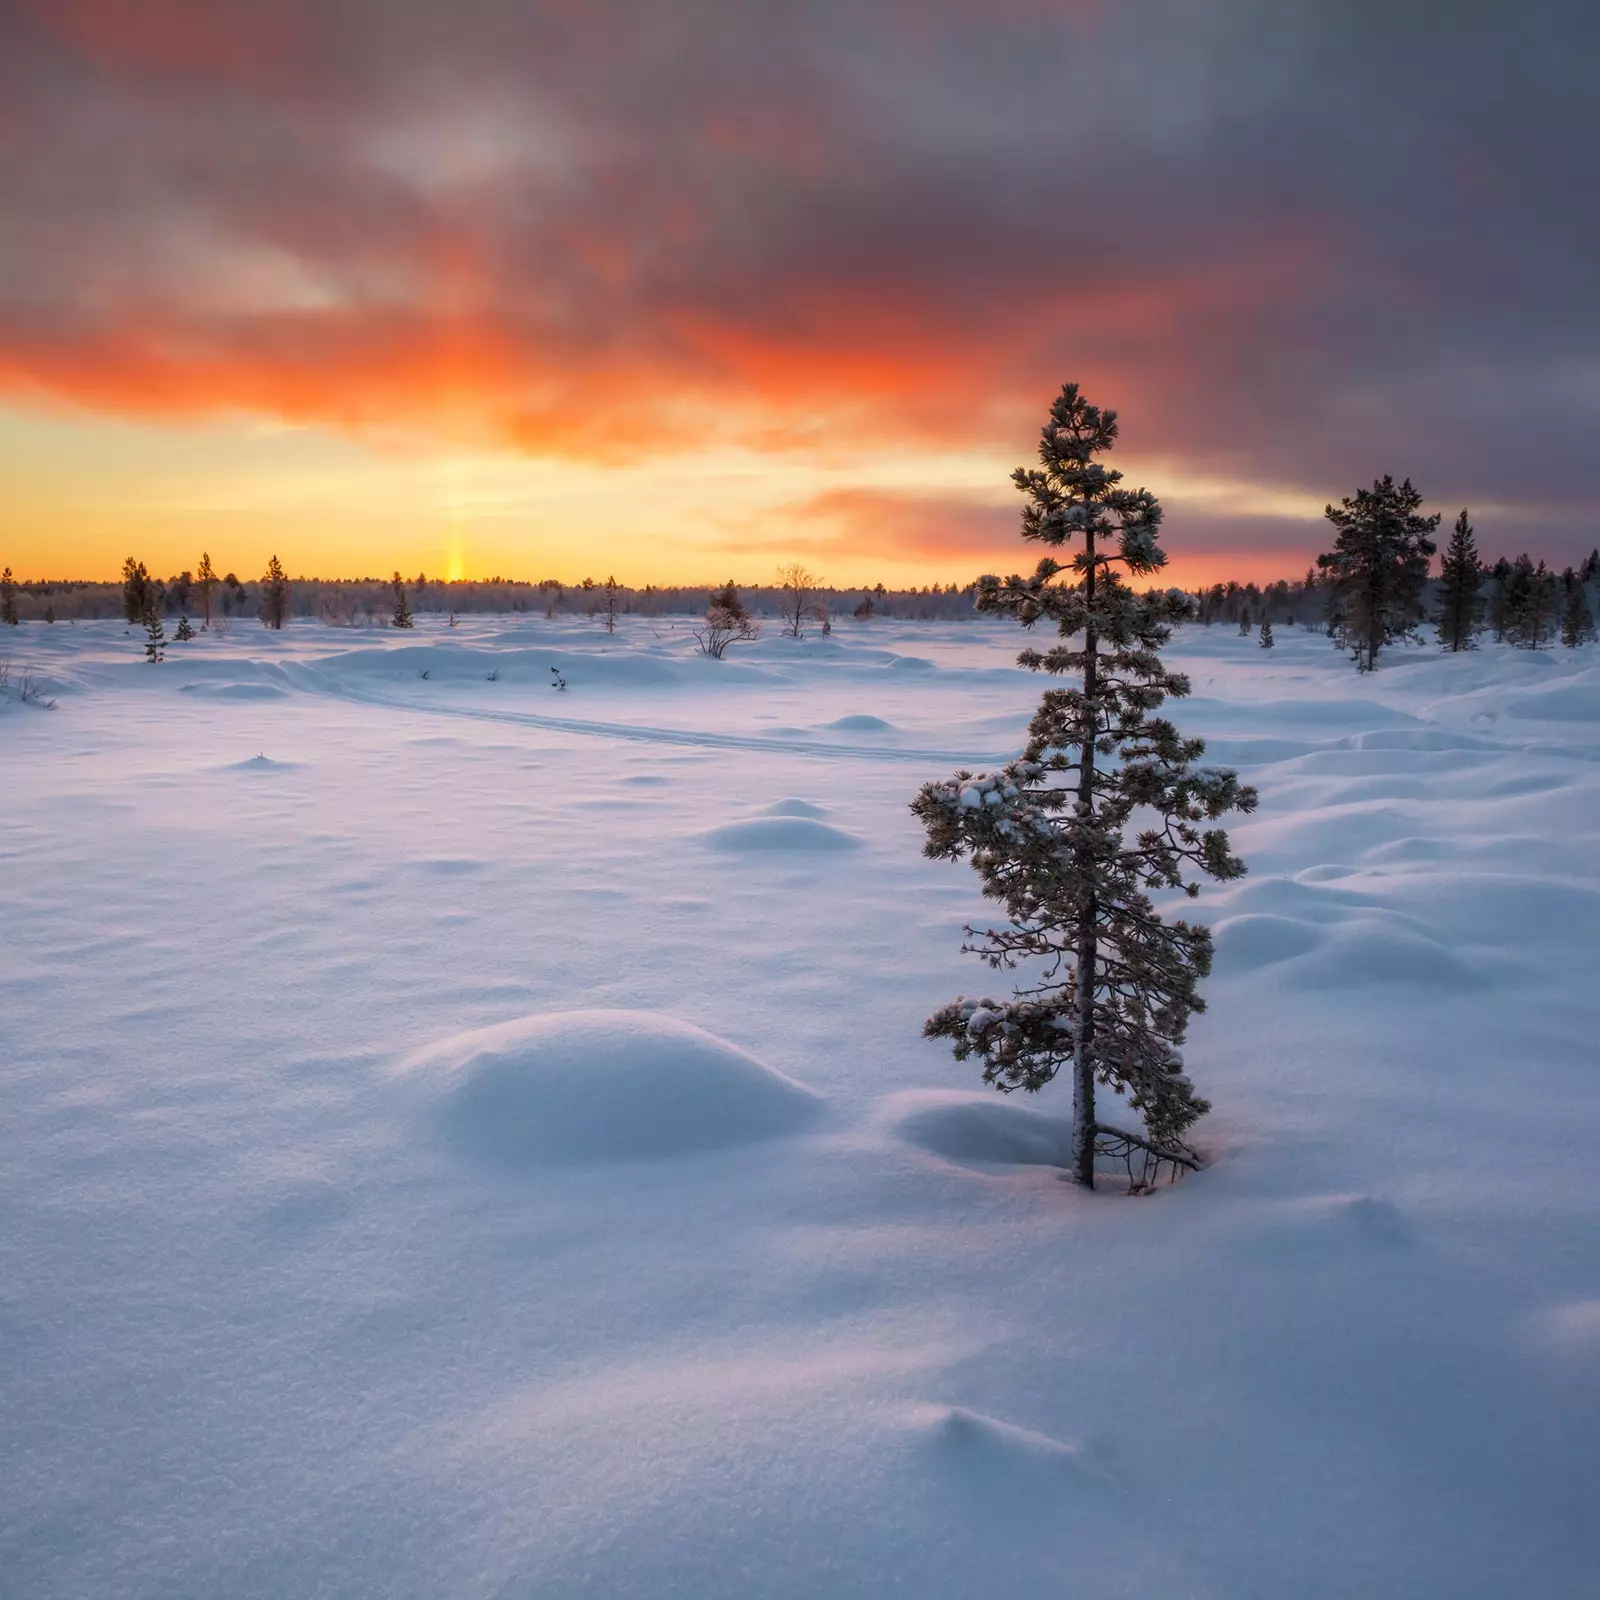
[{"left": 3, "top": 614, "right": 1599, "bottom": 1598}]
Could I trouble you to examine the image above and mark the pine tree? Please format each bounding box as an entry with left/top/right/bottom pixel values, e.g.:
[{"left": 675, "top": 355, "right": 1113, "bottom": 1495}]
[
  {"left": 174, "top": 614, "right": 195, "bottom": 642},
  {"left": 1258, "top": 618, "right": 1274, "bottom": 649},
  {"left": 1433, "top": 509, "right": 1485, "bottom": 651},
  {"left": 391, "top": 572, "right": 414, "bottom": 629},
  {"left": 1487, "top": 557, "right": 1514, "bottom": 642},
  {"left": 1581, "top": 549, "right": 1600, "bottom": 585},
  {"left": 1508, "top": 558, "right": 1557, "bottom": 648},
  {"left": 602, "top": 575, "right": 621, "bottom": 634},
  {"left": 259, "top": 555, "right": 290, "bottom": 629},
  {"left": 143, "top": 606, "right": 166, "bottom": 662},
  {"left": 196, "top": 552, "right": 217, "bottom": 629},
  {"left": 1237, "top": 609, "right": 1251, "bottom": 637},
  {"left": 0, "top": 567, "right": 17, "bottom": 626},
  {"left": 1560, "top": 581, "right": 1595, "bottom": 648},
  {"left": 709, "top": 579, "right": 748, "bottom": 623},
  {"left": 1317, "top": 476, "right": 1439, "bottom": 672},
  {"left": 121, "top": 557, "right": 152, "bottom": 624},
  {"left": 912, "top": 382, "right": 1257, "bottom": 1190}
]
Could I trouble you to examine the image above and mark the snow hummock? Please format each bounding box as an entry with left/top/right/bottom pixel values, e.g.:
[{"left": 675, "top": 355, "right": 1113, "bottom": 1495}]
[
  {"left": 881, "top": 1088, "right": 1071, "bottom": 1169},
  {"left": 404, "top": 1010, "right": 823, "bottom": 1164},
  {"left": 699, "top": 816, "right": 862, "bottom": 851}
]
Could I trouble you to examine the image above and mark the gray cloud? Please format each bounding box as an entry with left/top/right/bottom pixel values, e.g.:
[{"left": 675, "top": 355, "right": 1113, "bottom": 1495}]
[{"left": 1, "top": 0, "right": 1595, "bottom": 561}]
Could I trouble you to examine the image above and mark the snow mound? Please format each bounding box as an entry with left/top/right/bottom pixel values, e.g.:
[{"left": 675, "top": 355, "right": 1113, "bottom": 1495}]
[
  {"left": 407, "top": 1010, "right": 823, "bottom": 1165},
  {"left": 223, "top": 754, "right": 299, "bottom": 772},
  {"left": 887, "top": 655, "right": 936, "bottom": 673},
  {"left": 179, "top": 681, "right": 289, "bottom": 700},
  {"left": 699, "top": 817, "right": 861, "bottom": 852},
  {"left": 758, "top": 798, "right": 831, "bottom": 818},
  {"left": 911, "top": 1404, "right": 1100, "bottom": 1481},
  {"left": 882, "top": 1089, "right": 1070, "bottom": 1168},
  {"left": 1503, "top": 683, "right": 1600, "bottom": 721},
  {"left": 1302, "top": 925, "right": 1475, "bottom": 989},
  {"left": 1214, "top": 913, "right": 1322, "bottom": 972},
  {"left": 826, "top": 713, "right": 895, "bottom": 731}
]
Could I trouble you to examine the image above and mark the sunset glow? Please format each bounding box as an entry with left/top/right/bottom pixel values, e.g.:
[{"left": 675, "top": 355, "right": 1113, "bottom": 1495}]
[{"left": 2, "top": 1, "right": 1593, "bottom": 584}]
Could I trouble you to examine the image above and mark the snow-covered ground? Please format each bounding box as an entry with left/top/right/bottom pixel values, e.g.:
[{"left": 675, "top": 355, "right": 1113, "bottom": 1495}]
[{"left": 3, "top": 614, "right": 1598, "bottom": 1598}]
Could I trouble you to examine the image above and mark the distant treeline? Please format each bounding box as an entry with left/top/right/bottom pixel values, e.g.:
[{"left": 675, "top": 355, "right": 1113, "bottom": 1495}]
[
  {"left": 4, "top": 549, "right": 1598, "bottom": 644},
  {"left": 1, "top": 568, "right": 990, "bottom": 625}
]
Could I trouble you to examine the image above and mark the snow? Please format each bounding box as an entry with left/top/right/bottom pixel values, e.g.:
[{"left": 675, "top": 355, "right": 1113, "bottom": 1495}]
[
  {"left": 406, "top": 1010, "right": 823, "bottom": 1164},
  {"left": 2, "top": 615, "right": 1598, "bottom": 1596}
]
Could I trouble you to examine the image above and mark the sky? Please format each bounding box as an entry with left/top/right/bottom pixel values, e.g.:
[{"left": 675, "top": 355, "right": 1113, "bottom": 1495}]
[{"left": 1, "top": 0, "right": 1596, "bottom": 588}]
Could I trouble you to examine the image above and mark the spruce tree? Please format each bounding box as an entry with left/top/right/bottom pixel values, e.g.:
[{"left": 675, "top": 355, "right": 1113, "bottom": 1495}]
[
  {"left": 1560, "top": 581, "right": 1595, "bottom": 648},
  {"left": 912, "top": 382, "right": 1257, "bottom": 1190},
  {"left": 1258, "top": 618, "right": 1274, "bottom": 649},
  {"left": 259, "top": 555, "right": 290, "bottom": 629},
  {"left": 1317, "top": 476, "right": 1439, "bottom": 671},
  {"left": 174, "top": 614, "right": 195, "bottom": 642},
  {"left": 1434, "top": 509, "right": 1485, "bottom": 651},
  {"left": 143, "top": 606, "right": 166, "bottom": 662},
  {"left": 1580, "top": 549, "right": 1600, "bottom": 585},
  {"left": 0, "top": 567, "right": 17, "bottom": 626},
  {"left": 1237, "top": 609, "right": 1251, "bottom": 637},
  {"left": 392, "top": 571, "right": 414, "bottom": 629}
]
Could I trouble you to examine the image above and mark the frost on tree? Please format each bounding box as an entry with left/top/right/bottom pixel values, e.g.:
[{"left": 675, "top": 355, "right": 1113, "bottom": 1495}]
[{"left": 912, "top": 383, "right": 1257, "bottom": 1192}]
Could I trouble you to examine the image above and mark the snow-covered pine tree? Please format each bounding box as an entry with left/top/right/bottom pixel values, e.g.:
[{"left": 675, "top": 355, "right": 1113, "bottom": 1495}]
[
  {"left": 0, "top": 566, "right": 17, "bottom": 626},
  {"left": 1258, "top": 617, "right": 1274, "bottom": 649},
  {"left": 174, "top": 614, "right": 195, "bottom": 642},
  {"left": 602, "top": 576, "right": 621, "bottom": 634},
  {"left": 259, "top": 555, "right": 290, "bottom": 629},
  {"left": 1433, "top": 509, "right": 1484, "bottom": 651},
  {"left": 1317, "top": 476, "right": 1439, "bottom": 671},
  {"left": 1560, "top": 580, "right": 1595, "bottom": 648},
  {"left": 143, "top": 606, "right": 166, "bottom": 662},
  {"left": 392, "top": 572, "right": 414, "bottom": 629},
  {"left": 912, "top": 382, "right": 1257, "bottom": 1191}
]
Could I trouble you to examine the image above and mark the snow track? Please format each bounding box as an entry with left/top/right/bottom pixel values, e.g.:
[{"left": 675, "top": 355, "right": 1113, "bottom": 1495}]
[{"left": 286, "top": 665, "right": 1018, "bottom": 766}]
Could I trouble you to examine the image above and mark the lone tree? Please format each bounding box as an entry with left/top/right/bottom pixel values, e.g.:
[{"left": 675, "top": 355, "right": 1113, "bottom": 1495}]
[
  {"left": 1433, "top": 509, "right": 1485, "bottom": 652},
  {"left": 143, "top": 604, "right": 166, "bottom": 662},
  {"left": 1317, "top": 476, "right": 1439, "bottom": 671},
  {"left": 601, "top": 575, "right": 622, "bottom": 634},
  {"left": 912, "top": 382, "right": 1257, "bottom": 1191},
  {"left": 196, "top": 552, "right": 217, "bottom": 629},
  {"left": 0, "top": 566, "right": 17, "bottom": 626},
  {"left": 1561, "top": 580, "right": 1595, "bottom": 649},
  {"left": 776, "top": 563, "right": 823, "bottom": 638},
  {"left": 122, "top": 557, "right": 154, "bottom": 625},
  {"left": 391, "top": 571, "right": 414, "bottom": 629},
  {"left": 174, "top": 614, "right": 195, "bottom": 642},
  {"left": 1258, "top": 617, "right": 1274, "bottom": 649},
  {"left": 259, "top": 555, "right": 290, "bottom": 629}
]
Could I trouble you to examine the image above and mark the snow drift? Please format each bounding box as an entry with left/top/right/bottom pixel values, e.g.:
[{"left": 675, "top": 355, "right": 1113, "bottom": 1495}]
[{"left": 405, "top": 1010, "right": 823, "bottom": 1165}]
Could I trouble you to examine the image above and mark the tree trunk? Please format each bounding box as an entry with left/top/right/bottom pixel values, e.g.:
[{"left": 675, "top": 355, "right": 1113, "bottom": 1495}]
[{"left": 1071, "top": 530, "right": 1099, "bottom": 1189}]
